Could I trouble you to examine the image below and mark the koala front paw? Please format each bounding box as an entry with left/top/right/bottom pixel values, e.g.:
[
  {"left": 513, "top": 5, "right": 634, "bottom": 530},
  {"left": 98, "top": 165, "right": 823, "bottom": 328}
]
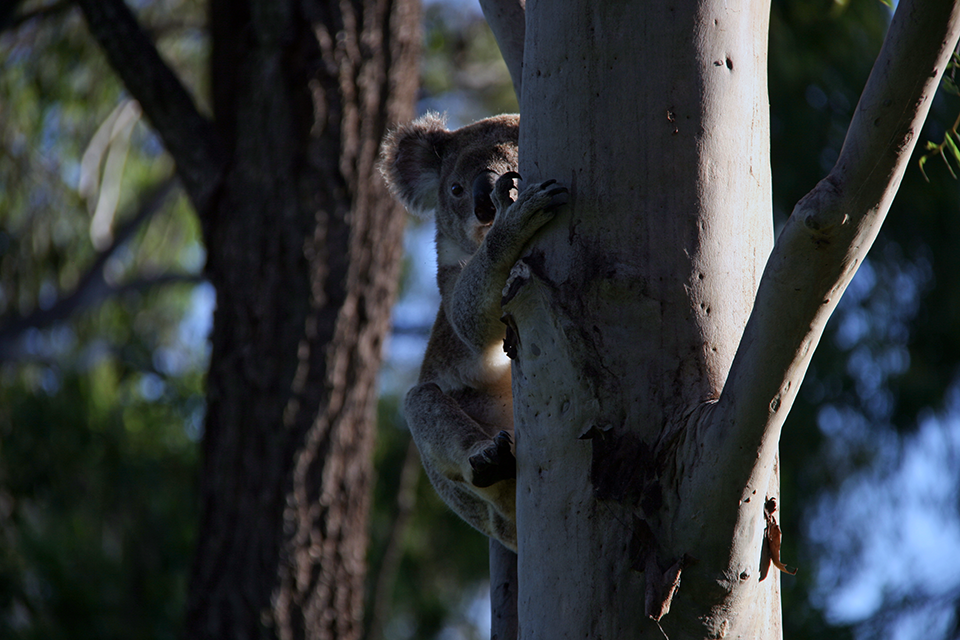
[
  {"left": 510, "top": 178, "right": 568, "bottom": 231},
  {"left": 469, "top": 430, "right": 516, "bottom": 488},
  {"left": 483, "top": 176, "right": 567, "bottom": 267}
]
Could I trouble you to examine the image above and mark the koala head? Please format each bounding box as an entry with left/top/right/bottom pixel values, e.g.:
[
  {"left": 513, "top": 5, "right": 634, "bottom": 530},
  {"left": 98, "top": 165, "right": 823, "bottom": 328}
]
[{"left": 380, "top": 113, "right": 519, "bottom": 257}]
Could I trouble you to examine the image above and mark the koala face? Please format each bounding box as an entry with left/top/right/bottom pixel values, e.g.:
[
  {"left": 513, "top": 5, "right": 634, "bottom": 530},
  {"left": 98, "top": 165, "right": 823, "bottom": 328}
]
[{"left": 379, "top": 113, "right": 519, "bottom": 258}]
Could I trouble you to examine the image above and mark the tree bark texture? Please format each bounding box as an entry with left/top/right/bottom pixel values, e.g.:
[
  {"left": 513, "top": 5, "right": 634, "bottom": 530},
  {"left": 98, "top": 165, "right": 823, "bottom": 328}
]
[
  {"left": 489, "top": 540, "right": 519, "bottom": 640},
  {"left": 512, "top": 1, "right": 773, "bottom": 636},
  {"left": 184, "top": 1, "right": 420, "bottom": 639},
  {"left": 80, "top": 0, "right": 421, "bottom": 638},
  {"left": 503, "top": 0, "right": 960, "bottom": 637}
]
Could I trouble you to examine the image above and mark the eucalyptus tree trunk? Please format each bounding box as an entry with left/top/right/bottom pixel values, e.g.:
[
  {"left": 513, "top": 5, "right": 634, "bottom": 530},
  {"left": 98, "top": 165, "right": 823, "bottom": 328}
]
[
  {"left": 77, "top": 0, "right": 421, "bottom": 638},
  {"left": 482, "top": 0, "right": 960, "bottom": 637}
]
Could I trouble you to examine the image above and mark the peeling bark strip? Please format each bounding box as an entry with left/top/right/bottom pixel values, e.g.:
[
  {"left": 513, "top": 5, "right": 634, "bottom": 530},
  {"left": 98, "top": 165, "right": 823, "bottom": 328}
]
[
  {"left": 646, "top": 556, "right": 685, "bottom": 623},
  {"left": 762, "top": 498, "right": 797, "bottom": 578},
  {"left": 629, "top": 517, "right": 695, "bottom": 625}
]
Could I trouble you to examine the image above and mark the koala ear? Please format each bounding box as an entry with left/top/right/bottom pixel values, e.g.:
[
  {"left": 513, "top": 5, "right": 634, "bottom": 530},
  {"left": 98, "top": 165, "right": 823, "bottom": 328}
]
[{"left": 379, "top": 112, "right": 451, "bottom": 217}]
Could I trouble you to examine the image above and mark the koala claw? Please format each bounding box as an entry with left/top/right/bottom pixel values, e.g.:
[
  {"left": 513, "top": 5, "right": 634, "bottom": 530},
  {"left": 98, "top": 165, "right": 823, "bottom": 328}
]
[
  {"left": 540, "top": 179, "right": 567, "bottom": 197},
  {"left": 469, "top": 430, "right": 517, "bottom": 488},
  {"left": 493, "top": 172, "right": 522, "bottom": 211},
  {"left": 545, "top": 188, "right": 568, "bottom": 212},
  {"left": 538, "top": 180, "right": 569, "bottom": 214}
]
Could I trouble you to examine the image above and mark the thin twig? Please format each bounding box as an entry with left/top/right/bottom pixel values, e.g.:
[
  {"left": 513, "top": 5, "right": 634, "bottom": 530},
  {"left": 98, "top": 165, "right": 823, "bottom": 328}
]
[{"left": 366, "top": 438, "right": 421, "bottom": 640}]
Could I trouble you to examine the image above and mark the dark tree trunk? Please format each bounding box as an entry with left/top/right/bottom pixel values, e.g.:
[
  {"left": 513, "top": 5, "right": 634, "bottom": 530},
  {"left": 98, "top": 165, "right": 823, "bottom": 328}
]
[
  {"left": 185, "top": 1, "right": 420, "bottom": 639},
  {"left": 79, "top": 0, "right": 418, "bottom": 634}
]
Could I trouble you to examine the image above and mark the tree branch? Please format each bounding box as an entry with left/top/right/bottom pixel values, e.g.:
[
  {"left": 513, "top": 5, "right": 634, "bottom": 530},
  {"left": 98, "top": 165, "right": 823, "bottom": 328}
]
[
  {"left": 75, "top": 0, "right": 225, "bottom": 219},
  {"left": 0, "top": 0, "right": 26, "bottom": 32},
  {"left": 366, "top": 439, "right": 421, "bottom": 640},
  {"left": 0, "top": 179, "right": 182, "bottom": 361},
  {"left": 478, "top": 0, "right": 525, "bottom": 99},
  {"left": 489, "top": 539, "right": 518, "bottom": 640},
  {"left": 1, "top": 0, "right": 70, "bottom": 32},
  {"left": 716, "top": 0, "right": 960, "bottom": 492}
]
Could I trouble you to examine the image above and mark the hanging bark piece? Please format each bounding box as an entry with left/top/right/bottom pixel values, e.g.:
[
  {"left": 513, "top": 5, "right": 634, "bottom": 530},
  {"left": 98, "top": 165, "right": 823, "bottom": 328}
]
[
  {"left": 763, "top": 498, "right": 797, "bottom": 577},
  {"left": 646, "top": 555, "right": 685, "bottom": 623},
  {"left": 630, "top": 518, "right": 692, "bottom": 624}
]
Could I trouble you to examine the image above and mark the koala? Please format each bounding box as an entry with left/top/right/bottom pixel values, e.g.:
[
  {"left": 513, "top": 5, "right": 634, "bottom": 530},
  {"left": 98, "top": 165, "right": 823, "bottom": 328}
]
[{"left": 379, "top": 113, "right": 566, "bottom": 550}]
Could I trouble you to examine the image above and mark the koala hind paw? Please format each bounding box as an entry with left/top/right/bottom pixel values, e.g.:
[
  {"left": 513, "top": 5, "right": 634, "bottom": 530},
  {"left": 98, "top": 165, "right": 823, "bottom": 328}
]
[{"left": 469, "top": 430, "right": 516, "bottom": 487}]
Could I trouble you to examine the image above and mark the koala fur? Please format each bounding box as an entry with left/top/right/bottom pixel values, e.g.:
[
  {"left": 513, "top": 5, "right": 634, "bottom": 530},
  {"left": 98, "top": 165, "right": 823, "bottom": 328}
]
[{"left": 379, "top": 113, "right": 565, "bottom": 550}]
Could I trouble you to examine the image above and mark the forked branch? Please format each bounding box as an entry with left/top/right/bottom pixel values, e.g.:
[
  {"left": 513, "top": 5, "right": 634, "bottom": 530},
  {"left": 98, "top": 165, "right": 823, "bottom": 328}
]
[
  {"left": 478, "top": 0, "right": 526, "bottom": 99},
  {"left": 716, "top": 0, "right": 960, "bottom": 490}
]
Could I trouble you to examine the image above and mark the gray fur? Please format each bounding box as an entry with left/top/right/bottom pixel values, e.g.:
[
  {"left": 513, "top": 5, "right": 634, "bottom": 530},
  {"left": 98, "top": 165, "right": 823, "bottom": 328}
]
[{"left": 379, "top": 113, "right": 566, "bottom": 550}]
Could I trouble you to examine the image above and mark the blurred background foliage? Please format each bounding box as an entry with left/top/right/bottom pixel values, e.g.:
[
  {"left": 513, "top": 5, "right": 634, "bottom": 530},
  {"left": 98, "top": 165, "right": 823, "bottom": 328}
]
[{"left": 1, "top": 0, "right": 959, "bottom": 639}]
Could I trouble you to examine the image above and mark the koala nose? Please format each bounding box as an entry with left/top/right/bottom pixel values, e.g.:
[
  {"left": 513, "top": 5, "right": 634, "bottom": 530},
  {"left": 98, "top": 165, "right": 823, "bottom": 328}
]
[{"left": 472, "top": 172, "right": 498, "bottom": 224}]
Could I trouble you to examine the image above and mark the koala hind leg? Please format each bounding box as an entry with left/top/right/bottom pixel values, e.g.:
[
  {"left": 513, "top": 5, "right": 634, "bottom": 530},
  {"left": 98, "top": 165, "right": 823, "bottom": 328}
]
[
  {"left": 404, "top": 382, "right": 516, "bottom": 489},
  {"left": 405, "top": 382, "right": 517, "bottom": 545},
  {"left": 422, "top": 462, "right": 517, "bottom": 550}
]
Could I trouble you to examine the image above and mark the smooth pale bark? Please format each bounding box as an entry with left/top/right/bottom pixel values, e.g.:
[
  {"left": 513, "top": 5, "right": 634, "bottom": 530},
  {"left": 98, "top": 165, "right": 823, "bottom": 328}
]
[
  {"left": 715, "top": 0, "right": 960, "bottom": 500},
  {"left": 513, "top": 1, "right": 773, "bottom": 636},
  {"left": 488, "top": 0, "right": 960, "bottom": 638}
]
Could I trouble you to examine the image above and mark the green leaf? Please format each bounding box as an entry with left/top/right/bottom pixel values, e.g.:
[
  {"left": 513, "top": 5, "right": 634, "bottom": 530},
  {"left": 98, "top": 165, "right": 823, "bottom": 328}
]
[
  {"left": 942, "top": 76, "right": 960, "bottom": 97},
  {"left": 940, "top": 147, "right": 958, "bottom": 179},
  {"left": 944, "top": 130, "right": 960, "bottom": 162},
  {"left": 919, "top": 154, "right": 931, "bottom": 182}
]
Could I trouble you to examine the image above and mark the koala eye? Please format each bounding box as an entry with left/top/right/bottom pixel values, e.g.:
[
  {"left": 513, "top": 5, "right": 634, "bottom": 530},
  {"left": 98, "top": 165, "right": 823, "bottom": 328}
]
[{"left": 450, "top": 183, "right": 465, "bottom": 197}]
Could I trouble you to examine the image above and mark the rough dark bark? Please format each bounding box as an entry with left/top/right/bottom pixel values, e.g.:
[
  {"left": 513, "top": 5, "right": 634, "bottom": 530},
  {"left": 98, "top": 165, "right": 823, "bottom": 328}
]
[
  {"left": 79, "top": 0, "right": 421, "bottom": 638},
  {"left": 189, "top": 1, "right": 420, "bottom": 638}
]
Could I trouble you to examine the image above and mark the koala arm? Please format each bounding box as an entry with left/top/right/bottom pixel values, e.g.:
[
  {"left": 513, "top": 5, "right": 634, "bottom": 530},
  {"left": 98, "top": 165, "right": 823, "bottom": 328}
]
[{"left": 444, "top": 178, "right": 566, "bottom": 358}]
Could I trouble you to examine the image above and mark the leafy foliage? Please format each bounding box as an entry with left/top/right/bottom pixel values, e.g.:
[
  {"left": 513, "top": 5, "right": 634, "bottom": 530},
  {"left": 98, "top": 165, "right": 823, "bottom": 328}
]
[
  {"left": 0, "top": 2, "right": 206, "bottom": 637},
  {"left": 919, "top": 53, "right": 960, "bottom": 181},
  {"left": 772, "top": 1, "right": 960, "bottom": 638}
]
